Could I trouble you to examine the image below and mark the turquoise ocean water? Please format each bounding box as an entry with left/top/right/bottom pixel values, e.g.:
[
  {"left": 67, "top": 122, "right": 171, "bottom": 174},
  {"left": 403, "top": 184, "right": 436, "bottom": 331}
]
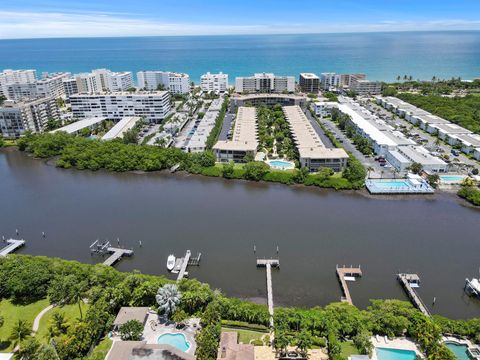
[{"left": 0, "top": 31, "right": 479, "bottom": 83}]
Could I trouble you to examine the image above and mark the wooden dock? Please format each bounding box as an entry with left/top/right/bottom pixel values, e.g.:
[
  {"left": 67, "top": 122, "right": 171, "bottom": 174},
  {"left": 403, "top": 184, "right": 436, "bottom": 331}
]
[
  {"left": 0, "top": 239, "right": 25, "bottom": 257},
  {"left": 336, "top": 265, "right": 363, "bottom": 305},
  {"left": 103, "top": 247, "right": 134, "bottom": 266},
  {"left": 173, "top": 251, "right": 201, "bottom": 281},
  {"left": 257, "top": 259, "right": 279, "bottom": 328},
  {"left": 397, "top": 273, "right": 431, "bottom": 317}
]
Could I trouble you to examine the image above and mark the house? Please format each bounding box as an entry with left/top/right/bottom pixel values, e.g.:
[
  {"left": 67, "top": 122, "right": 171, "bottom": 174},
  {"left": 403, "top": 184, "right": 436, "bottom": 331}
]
[
  {"left": 113, "top": 307, "right": 150, "bottom": 332},
  {"left": 217, "top": 332, "right": 254, "bottom": 360},
  {"left": 107, "top": 341, "right": 194, "bottom": 360}
]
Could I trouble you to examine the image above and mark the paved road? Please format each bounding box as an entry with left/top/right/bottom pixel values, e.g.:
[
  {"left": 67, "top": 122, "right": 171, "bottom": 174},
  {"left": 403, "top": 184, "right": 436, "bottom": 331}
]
[
  {"left": 218, "top": 113, "right": 234, "bottom": 141},
  {"left": 304, "top": 108, "right": 335, "bottom": 149}
]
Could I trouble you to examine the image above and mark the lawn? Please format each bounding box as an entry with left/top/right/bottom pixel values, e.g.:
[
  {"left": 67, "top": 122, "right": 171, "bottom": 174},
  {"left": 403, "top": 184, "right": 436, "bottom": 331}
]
[
  {"left": 221, "top": 326, "right": 267, "bottom": 345},
  {"left": 35, "top": 301, "right": 89, "bottom": 342},
  {"left": 340, "top": 341, "right": 360, "bottom": 357},
  {"left": 0, "top": 298, "right": 49, "bottom": 352},
  {"left": 88, "top": 336, "right": 113, "bottom": 360}
]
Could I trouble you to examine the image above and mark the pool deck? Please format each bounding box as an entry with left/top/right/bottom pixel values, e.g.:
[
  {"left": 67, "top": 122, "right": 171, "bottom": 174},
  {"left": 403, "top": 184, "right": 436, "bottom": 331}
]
[
  {"left": 371, "top": 337, "right": 423, "bottom": 360},
  {"left": 443, "top": 336, "right": 480, "bottom": 359},
  {"left": 142, "top": 312, "right": 198, "bottom": 356},
  {"left": 366, "top": 179, "right": 434, "bottom": 194}
]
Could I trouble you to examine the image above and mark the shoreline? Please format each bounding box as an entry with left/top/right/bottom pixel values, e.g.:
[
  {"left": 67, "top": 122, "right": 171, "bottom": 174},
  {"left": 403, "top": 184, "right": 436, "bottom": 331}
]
[{"left": 4, "top": 146, "right": 477, "bottom": 208}]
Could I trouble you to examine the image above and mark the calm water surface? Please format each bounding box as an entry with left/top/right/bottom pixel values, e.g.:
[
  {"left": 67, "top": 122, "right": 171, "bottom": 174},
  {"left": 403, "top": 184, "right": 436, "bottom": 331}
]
[
  {"left": 0, "top": 31, "right": 479, "bottom": 82},
  {"left": 1, "top": 149, "right": 479, "bottom": 319}
]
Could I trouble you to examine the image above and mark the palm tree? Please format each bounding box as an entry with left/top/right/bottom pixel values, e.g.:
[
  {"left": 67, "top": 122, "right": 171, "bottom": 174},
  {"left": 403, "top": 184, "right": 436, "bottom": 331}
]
[
  {"left": 295, "top": 330, "right": 313, "bottom": 355},
  {"left": 156, "top": 284, "right": 182, "bottom": 318},
  {"left": 367, "top": 166, "right": 374, "bottom": 179},
  {"left": 10, "top": 319, "right": 31, "bottom": 347},
  {"left": 274, "top": 331, "right": 289, "bottom": 355}
]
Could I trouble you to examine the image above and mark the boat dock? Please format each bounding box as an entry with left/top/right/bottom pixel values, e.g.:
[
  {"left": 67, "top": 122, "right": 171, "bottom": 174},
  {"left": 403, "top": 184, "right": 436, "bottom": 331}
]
[
  {"left": 336, "top": 265, "right": 362, "bottom": 305},
  {"left": 397, "top": 273, "right": 431, "bottom": 317},
  {"left": 89, "top": 240, "right": 134, "bottom": 267},
  {"left": 257, "top": 259, "right": 280, "bottom": 328},
  {"left": 103, "top": 247, "right": 134, "bottom": 266},
  {"left": 172, "top": 250, "right": 202, "bottom": 281},
  {"left": 0, "top": 239, "right": 25, "bottom": 257}
]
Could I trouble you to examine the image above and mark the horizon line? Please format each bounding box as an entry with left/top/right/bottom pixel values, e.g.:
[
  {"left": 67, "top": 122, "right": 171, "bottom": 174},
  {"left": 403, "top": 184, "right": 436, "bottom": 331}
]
[{"left": 1, "top": 29, "right": 479, "bottom": 41}]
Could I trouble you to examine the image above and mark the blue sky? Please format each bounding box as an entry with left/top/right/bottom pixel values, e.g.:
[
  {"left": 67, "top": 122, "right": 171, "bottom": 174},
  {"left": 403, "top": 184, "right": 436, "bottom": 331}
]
[{"left": 1, "top": 0, "right": 480, "bottom": 39}]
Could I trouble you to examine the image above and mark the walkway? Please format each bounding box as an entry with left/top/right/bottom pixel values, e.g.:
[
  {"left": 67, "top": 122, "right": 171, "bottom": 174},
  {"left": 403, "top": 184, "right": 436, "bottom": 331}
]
[
  {"left": 336, "top": 266, "right": 362, "bottom": 305},
  {"left": 257, "top": 259, "right": 279, "bottom": 328},
  {"left": 32, "top": 304, "right": 55, "bottom": 334},
  {"left": 397, "top": 273, "right": 431, "bottom": 317},
  {"left": 0, "top": 239, "right": 25, "bottom": 257}
]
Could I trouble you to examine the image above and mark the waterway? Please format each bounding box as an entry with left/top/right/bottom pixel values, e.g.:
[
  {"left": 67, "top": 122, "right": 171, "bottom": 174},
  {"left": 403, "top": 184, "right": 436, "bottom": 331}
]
[{"left": 1, "top": 149, "right": 479, "bottom": 319}]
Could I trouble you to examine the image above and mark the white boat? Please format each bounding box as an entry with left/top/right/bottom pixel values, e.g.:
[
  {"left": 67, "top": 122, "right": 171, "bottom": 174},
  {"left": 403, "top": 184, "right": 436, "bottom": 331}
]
[{"left": 167, "top": 255, "right": 176, "bottom": 271}]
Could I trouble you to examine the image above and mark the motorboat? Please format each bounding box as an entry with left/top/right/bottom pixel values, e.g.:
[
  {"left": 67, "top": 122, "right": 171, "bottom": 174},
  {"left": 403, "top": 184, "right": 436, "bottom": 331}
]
[{"left": 167, "top": 254, "right": 176, "bottom": 271}]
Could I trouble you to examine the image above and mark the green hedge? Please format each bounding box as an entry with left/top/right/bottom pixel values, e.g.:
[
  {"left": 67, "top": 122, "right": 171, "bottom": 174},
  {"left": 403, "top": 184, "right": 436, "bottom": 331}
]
[
  {"left": 221, "top": 320, "right": 269, "bottom": 332},
  {"left": 458, "top": 186, "right": 480, "bottom": 206}
]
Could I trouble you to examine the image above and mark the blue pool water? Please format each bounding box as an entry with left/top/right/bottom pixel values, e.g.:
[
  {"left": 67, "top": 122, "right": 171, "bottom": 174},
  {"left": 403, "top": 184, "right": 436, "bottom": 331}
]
[
  {"left": 440, "top": 175, "right": 466, "bottom": 182},
  {"left": 372, "top": 181, "right": 411, "bottom": 189},
  {"left": 445, "top": 343, "right": 471, "bottom": 360},
  {"left": 267, "top": 160, "right": 294, "bottom": 169},
  {"left": 376, "top": 348, "right": 417, "bottom": 360},
  {"left": 157, "top": 333, "right": 190, "bottom": 352}
]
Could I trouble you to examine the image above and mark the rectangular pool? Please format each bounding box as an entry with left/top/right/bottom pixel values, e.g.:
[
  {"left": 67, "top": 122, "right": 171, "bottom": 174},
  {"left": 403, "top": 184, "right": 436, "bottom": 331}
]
[{"left": 376, "top": 347, "right": 417, "bottom": 360}]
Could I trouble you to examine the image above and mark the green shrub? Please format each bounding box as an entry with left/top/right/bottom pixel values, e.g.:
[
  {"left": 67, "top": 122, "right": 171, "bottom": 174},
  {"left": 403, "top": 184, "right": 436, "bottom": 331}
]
[
  {"left": 200, "top": 166, "right": 222, "bottom": 177},
  {"left": 458, "top": 186, "right": 480, "bottom": 206},
  {"left": 252, "top": 339, "right": 264, "bottom": 346},
  {"left": 262, "top": 170, "right": 296, "bottom": 184},
  {"left": 220, "top": 320, "right": 269, "bottom": 332}
]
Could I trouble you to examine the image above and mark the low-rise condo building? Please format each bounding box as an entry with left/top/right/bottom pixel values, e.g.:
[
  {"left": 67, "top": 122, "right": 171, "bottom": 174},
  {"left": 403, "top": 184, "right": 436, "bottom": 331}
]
[
  {"left": 213, "top": 106, "right": 258, "bottom": 162},
  {"left": 385, "top": 145, "right": 448, "bottom": 173},
  {"left": 232, "top": 93, "right": 306, "bottom": 107},
  {"left": 349, "top": 77, "right": 382, "bottom": 95},
  {"left": 312, "top": 100, "right": 338, "bottom": 118},
  {"left": 235, "top": 73, "right": 295, "bottom": 93},
  {"left": 283, "top": 105, "right": 349, "bottom": 171},
  {"left": 200, "top": 72, "right": 229, "bottom": 93},
  {"left": 0, "top": 97, "right": 60, "bottom": 137},
  {"left": 137, "top": 71, "right": 190, "bottom": 94},
  {"left": 186, "top": 96, "right": 224, "bottom": 152},
  {"left": 101, "top": 116, "right": 141, "bottom": 140},
  {"left": 299, "top": 73, "right": 320, "bottom": 93},
  {"left": 320, "top": 72, "right": 366, "bottom": 91},
  {"left": 70, "top": 91, "right": 171, "bottom": 123},
  {"left": 474, "top": 148, "right": 480, "bottom": 161},
  {"left": 52, "top": 117, "right": 108, "bottom": 135},
  {"left": 448, "top": 133, "right": 480, "bottom": 154}
]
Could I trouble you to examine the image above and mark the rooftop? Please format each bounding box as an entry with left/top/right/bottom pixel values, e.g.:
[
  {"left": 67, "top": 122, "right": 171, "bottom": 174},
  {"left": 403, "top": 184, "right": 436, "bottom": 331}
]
[
  {"left": 102, "top": 117, "right": 141, "bottom": 141},
  {"left": 283, "top": 105, "right": 348, "bottom": 159},
  {"left": 107, "top": 341, "right": 194, "bottom": 360},
  {"left": 70, "top": 91, "right": 169, "bottom": 97},
  {"left": 451, "top": 133, "right": 480, "bottom": 147},
  {"left": 300, "top": 73, "right": 319, "bottom": 79},
  {"left": 428, "top": 122, "right": 472, "bottom": 135},
  {"left": 213, "top": 106, "right": 258, "bottom": 152},
  {"left": 51, "top": 117, "right": 107, "bottom": 134},
  {"left": 217, "top": 332, "right": 254, "bottom": 360},
  {"left": 398, "top": 145, "right": 447, "bottom": 166},
  {"left": 113, "top": 307, "right": 150, "bottom": 327}
]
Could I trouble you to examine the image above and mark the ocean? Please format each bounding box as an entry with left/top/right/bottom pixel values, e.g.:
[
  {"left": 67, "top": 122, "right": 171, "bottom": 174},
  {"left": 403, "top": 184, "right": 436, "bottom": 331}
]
[{"left": 0, "top": 31, "right": 479, "bottom": 83}]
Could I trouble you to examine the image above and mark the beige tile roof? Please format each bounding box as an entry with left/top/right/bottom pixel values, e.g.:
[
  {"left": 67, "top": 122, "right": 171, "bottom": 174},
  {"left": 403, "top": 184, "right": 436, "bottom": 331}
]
[{"left": 213, "top": 107, "right": 258, "bottom": 152}]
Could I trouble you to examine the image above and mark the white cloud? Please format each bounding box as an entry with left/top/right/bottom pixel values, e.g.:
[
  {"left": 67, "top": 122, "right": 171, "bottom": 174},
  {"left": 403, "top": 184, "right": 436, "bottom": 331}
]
[{"left": 0, "top": 11, "right": 479, "bottom": 39}]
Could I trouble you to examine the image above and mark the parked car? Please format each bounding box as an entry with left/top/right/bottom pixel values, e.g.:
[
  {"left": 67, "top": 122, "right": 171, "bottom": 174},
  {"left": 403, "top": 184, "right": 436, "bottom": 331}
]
[{"left": 451, "top": 149, "right": 460, "bottom": 156}]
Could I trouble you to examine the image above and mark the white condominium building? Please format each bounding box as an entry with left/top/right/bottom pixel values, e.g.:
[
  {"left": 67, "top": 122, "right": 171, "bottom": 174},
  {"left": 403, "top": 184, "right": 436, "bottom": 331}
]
[
  {"left": 283, "top": 105, "right": 349, "bottom": 172},
  {"left": 200, "top": 72, "right": 229, "bottom": 93},
  {"left": 235, "top": 73, "right": 295, "bottom": 93},
  {"left": 2, "top": 72, "right": 70, "bottom": 100},
  {"left": 349, "top": 77, "right": 382, "bottom": 95},
  {"left": 0, "top": 69, "right": 37, "bottom": 96},
  {"left": 213, "top": 106, "right": 258, "bottom": 162},
  {"left": 63, "top": 78, "right": 78, "bottom": 97},
  {"left": 74, "top": 69, "right": 133, "bottom": 94},
  {"left": 137, "top": 71, "right": 190, "bottom": 94},
  {"left": 0, "top": 97, "right": 60, "bottom": 138},
  {"left": 320, "top": 72, "right": 367, "bottom": 91},
  {"left": 69, "top": 91, "right": 171, "bottom": 123}
]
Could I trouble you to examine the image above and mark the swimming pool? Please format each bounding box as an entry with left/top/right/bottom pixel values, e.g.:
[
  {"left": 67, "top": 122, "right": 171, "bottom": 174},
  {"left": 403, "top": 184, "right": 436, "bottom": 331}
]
[
  {"left": 445, "top": 342, "right": 472, "bottom": 360},
  {"left": 365, "top": 179, "right": 434, "bottom": 194},
  {"left": 439, "top": 175, "right": 466, "bottom": 183},
  {"left": 372, "top": 180, "right": 411, "bottom": 189},
  {"left": 266, "top": 160, "right": 295, "bottom": 170},
  {"left": 157, "top": 333, "right": 191, "bottom": 352},
  {"left": 375, "top": 347, "right": 417, "bottom": 360}
]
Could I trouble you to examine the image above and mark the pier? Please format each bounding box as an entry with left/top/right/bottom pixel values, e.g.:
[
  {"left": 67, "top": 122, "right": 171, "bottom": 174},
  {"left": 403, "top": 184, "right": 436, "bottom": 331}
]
[
  {"left": 397, "top": 273, "right": 431, "bottom": 317},
  {"left": 0, "top": 239, "right": 25, "bottom": 257},
  {"left": 172, "top": 250, "right": 202, "bottom": 281},
  {"left": 89, "top": 240, "right": 134, "bottom": 267},
  {"left": 336, "top": 265, "right": 362, "bottom": 305},
  {"left": 257, "top": 259, "right": 279, "bottom": 328}
]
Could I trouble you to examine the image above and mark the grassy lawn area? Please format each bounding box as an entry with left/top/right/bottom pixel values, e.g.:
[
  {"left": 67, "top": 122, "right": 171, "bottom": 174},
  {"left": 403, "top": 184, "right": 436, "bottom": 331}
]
[
  {"left": 35, "top": 301, "right": 89, "bottom": 343},
  {"left": 88, "top": 336, "right": 113, "bottom": 360},
  {"left": 340, "top": 341, "right": 360, "bottom": 357},
  {"left": 221, "top": 327, "right": 267, "bottom": 345},
  {"left": 0, "top": 298, "right": 49, "bottom": 352}
]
